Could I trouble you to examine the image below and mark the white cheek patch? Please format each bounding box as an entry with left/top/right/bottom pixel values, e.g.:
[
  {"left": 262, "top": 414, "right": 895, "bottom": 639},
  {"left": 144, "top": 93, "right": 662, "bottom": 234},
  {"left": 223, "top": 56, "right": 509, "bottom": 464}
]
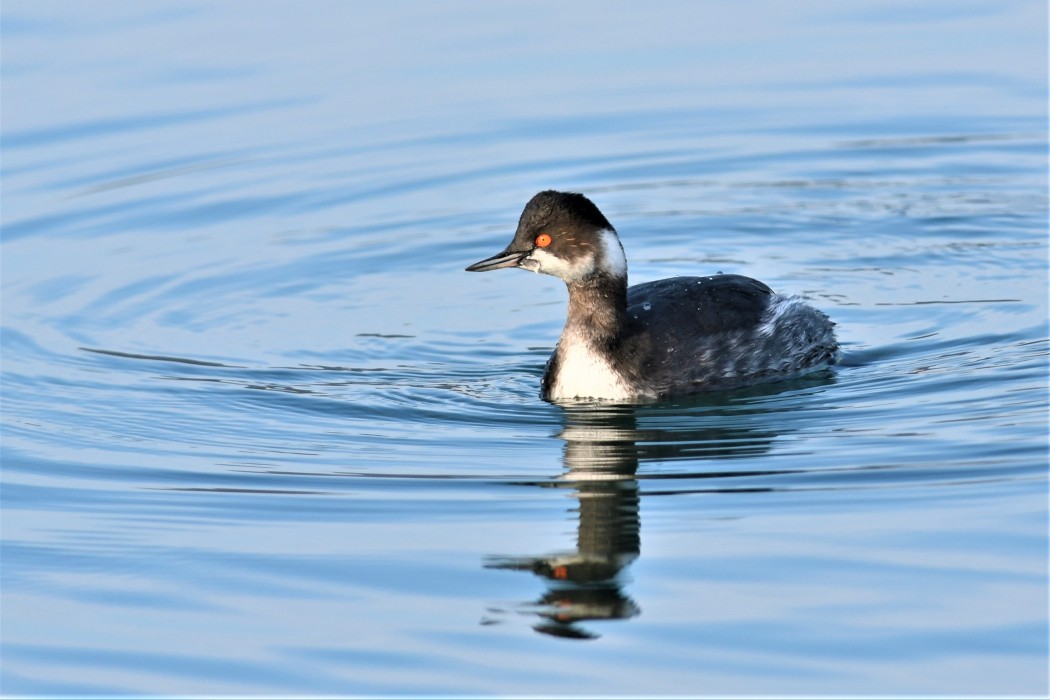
[
  {"left": 523, "top": 228, "right": 625, "bottom": 282},
  {"left": 596, "top": 228, "right": 627, "bottom": 279},
  {"left": 526, "top": 247, "right": 596, "bottom": 281}
]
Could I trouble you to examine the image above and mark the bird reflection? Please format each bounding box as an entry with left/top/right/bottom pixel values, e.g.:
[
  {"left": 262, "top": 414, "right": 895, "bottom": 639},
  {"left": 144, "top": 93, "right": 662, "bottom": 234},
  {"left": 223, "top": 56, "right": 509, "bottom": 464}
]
[
  {"left": 486, "top": 406, "right": 641, "bottom": 639},
  {"left": 484, "top": 375, "right": 834, "bottom": 639}
]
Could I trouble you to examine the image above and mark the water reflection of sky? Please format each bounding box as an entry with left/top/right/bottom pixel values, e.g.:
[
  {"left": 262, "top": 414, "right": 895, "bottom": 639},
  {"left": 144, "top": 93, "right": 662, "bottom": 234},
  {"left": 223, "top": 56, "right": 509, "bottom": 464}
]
[
  {"left": 5, "top": 2, "right": 1045, "bottom": 140},
  {"left": 2, "top": 0, "right": 1047, "bottom": 696}
]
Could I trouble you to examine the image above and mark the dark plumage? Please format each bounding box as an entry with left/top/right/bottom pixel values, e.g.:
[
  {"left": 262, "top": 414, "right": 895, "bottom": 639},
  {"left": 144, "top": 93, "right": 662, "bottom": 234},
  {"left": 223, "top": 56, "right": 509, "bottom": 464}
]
[{"left": 468, "top": 191, "right": 839, "bottom": 402}]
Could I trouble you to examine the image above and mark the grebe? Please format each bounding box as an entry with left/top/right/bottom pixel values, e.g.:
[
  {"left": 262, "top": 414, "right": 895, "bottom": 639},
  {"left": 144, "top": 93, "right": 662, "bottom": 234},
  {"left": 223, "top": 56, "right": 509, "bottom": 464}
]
[{"left": 466, "top": 190, "right": 838, "bottom": 401}]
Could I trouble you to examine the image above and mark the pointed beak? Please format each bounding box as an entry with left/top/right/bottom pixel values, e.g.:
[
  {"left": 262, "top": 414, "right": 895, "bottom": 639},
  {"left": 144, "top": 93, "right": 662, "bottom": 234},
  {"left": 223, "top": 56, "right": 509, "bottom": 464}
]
[{"left": 465, "top": 248, "right": 528, "bottom": 272}]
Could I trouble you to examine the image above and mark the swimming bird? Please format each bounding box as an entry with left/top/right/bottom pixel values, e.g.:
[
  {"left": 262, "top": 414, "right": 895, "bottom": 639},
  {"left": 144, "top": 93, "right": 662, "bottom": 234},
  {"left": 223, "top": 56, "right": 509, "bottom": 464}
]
[{"left": 466, "top": 190, "right": 838, "bottom": 402}]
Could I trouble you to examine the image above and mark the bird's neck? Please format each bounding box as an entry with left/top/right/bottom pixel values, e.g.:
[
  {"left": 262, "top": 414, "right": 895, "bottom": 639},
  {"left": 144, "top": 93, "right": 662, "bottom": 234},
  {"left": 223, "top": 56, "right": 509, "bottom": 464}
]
[{"left": 564, "top": 273, "right": 629, "bottom": 346}]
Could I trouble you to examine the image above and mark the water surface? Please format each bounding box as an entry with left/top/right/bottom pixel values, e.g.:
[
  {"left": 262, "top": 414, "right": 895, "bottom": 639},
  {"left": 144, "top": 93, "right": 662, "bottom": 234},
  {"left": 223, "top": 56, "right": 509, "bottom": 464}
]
[{"left": 2, "top": 1, "right": 1047, "bottom": 696}]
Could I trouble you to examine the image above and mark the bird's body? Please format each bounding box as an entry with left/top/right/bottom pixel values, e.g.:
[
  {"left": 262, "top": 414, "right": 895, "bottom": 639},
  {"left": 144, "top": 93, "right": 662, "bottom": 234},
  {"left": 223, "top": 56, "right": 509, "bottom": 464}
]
[{"left": 467, "top": 191, "right": 838, "bottom": 402}]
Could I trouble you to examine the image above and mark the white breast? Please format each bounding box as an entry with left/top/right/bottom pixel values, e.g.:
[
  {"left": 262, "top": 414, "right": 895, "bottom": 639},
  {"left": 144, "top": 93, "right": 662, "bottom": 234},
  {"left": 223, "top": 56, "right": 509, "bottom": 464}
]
[{"left": 549, "top": 333, "right": 633, "bottom": 401}]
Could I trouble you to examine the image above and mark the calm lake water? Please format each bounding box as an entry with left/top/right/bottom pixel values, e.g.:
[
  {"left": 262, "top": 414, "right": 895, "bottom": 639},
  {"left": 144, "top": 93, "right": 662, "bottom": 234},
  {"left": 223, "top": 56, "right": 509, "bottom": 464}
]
[{"left": 2, "top": 1, "right": 1047, "bottom": 696}]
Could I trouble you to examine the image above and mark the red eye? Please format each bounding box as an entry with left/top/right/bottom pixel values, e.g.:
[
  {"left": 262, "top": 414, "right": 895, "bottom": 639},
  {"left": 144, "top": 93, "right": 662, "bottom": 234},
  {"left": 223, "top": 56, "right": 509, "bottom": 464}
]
[{"left": 535, "top": 233, "right": 552, "bottom": 248}]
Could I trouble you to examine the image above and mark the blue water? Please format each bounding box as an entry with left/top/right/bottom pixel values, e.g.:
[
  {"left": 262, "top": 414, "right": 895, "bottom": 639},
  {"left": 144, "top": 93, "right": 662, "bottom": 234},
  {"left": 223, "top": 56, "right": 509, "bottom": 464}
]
[{"left": 2, "top": 1, "right": 1047, "bottom": 696}]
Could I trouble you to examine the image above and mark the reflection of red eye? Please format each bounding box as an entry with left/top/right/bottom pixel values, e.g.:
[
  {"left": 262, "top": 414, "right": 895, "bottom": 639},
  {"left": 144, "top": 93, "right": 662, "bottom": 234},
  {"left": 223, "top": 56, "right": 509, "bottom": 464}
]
[{"left": 535, "top": 233, "right": 552, "bottom": 248}]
